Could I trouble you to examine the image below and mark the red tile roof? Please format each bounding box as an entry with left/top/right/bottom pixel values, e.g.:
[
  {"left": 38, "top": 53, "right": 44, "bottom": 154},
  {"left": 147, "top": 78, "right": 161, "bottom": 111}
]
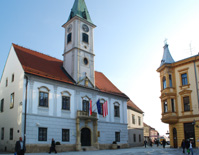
[
  {"left": 127, "top": 100, "right": 144, "bottom": 113},
  {"left": 13, "top": 44, "right": 128, "bottom": 98}
]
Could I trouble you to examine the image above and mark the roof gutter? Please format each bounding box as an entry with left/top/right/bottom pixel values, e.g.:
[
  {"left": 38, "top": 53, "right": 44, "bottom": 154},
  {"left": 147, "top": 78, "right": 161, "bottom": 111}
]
[{"left": 24, "top": 75, "right": 28, "bottom": 147}]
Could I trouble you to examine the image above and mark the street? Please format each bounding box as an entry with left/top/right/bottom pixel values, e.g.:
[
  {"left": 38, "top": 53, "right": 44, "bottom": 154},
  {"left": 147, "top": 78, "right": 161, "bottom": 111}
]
[{"left": 1, "top": 145, "right": 199, "bottom": 155}]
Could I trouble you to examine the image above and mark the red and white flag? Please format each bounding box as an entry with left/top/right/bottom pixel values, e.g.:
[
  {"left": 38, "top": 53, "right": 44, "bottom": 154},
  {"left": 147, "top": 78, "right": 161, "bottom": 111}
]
[
  {"left": 103, "top": 100, "right": 108, "bottom": 117},
  {"left": 89, "top": 100, "right": 92, "bottom": 116}
]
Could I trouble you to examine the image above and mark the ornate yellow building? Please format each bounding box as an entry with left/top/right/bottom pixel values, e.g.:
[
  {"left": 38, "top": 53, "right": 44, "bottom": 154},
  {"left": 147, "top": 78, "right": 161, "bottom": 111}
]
[{"left": 157, "top": 43, "right": 199, "bottom": 148}]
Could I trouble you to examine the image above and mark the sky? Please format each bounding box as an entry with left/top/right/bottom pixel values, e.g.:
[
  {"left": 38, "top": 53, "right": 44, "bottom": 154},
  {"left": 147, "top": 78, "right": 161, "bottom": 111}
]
[{"left": 0, "top": 0, "right": 199, "bottom": 136}]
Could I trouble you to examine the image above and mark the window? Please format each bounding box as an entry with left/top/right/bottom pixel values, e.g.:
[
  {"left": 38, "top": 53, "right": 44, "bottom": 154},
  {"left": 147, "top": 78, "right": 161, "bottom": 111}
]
[
  {"left": 171, "top": 99, "right": 175, "bottom": 112},
  {"left": 82, "top": 99, "right": 89, "bottom": 112},
  {"left": 6, "top": 78, "right": 8, "bottom": 87},
  {"left": 163, "top": 100, "right": 168, "bottom": 113},
  {"left": 99, "top": 103, "right": 103, "bottom": 115},
  {"left": 10, "top": 93, "right": 14, "bottom": 109},
  {"left": 39, "top": 92, "right": 48, "bottom": 107},
  {"left": 183, "top": 96, "right": 190, "bottom": 111},
  {"left": 62, "top": 129, "right": 70, "bottom": 142},
  {"left": 163, "top": 76, "right": 166, "bottom": 89},
  {"left": 12, "top": 74, "right": 14, "bottom": 82},
  {"left": 38, "top": 128, "right": 47, "bottom": 141},
  {"left": 10, "top": 128, "right": 13, "bottom": 140},
  {"left": 115, "top": 132, "right": 120, "bottom": 142},
  {"left": 169, "top": 74, "right": 172, "bottom": 87},
  {"left": 114, "top": 105, "right": 120, "bottom": 117},
  {"left": 138, "top": 116, "right": 141, "bottom": 126},
  {"left": 82, "top": 33, "right": 89, "bottom": 43},
  {"left": 62, "top": 96, "right": 70, "bottom": 110},
  {"left": 181, "top": 73, "right": 188, "bottom": 86},
  {"left": 1, "top": 128, "right": 4, "bottom": 140},
  {"left": 139, "top": 134, "right": 141, "bottom": 142},
  {"left": 133, "top": 134, "right": 136, "bottom": 142},
  {"left": 67, "top": 33, "right": 72, "bottom": 44},
  {"left": 132, "top": 115, "right": 135, "bottom": 124},
  {"left": 0, "top": 99, "right": 4, "bottom": 112},
  {"left": 38, "top": 87, "right": 49, "bottom": 107}
]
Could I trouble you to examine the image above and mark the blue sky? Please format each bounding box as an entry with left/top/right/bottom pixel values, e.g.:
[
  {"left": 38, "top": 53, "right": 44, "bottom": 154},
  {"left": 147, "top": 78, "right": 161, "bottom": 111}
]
[{"left": 1, "top": 0, "right": 199, "bottom": 135}]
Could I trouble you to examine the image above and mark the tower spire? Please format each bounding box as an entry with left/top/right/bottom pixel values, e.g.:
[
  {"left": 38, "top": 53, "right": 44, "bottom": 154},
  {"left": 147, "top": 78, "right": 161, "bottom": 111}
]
[
  {"left": 160, "top": 43, "right": 175, "bottom": 67},
  {"left": 68, "top": 0, "right": 93, "bottom": 24}
]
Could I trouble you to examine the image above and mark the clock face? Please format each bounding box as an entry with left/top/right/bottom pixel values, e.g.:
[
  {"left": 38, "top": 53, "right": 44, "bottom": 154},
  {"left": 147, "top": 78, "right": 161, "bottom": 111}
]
[
  {"left": 67, "top": 24, "right": 72, "bottom": 32},
  {"left": 82, "top": 24, "right": 89, "bottom": 32}
]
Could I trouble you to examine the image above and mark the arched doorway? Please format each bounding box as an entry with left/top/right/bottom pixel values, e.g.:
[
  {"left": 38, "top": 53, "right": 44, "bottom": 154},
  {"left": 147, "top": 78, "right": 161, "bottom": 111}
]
[
  {"left": 173, "top": 128, "right": 178, "bottom": 148},
  {"left": 81, "top": 128, "right": 91, "bottom": 146}
]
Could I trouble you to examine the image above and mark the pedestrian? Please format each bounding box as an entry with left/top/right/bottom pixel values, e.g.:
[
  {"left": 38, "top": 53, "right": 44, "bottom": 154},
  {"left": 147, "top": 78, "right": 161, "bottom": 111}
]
[
  {"left": 49, "top": 138, "right": 57, "bottom": 154},
  {"left": 189, "top": 141, "right": 193, "bottom": 155},
  {"left": 156, "top": 139, "right": 159, "bottom": 147},
  {"left": 185, "top": 139, "right": 190, "bottom": 155},
  {"left": 181, "top": 139, "right": 186, "bottom": 153},
  {"left": 162, "top": 139, "right": 166, "bottom": 148},
  {"left": 150, "top": 139, "right": 153, "bottom": 147},
  {"left": 15, "top": 137, "right": 26, "bottom": 155},
  {"left": 144, "top": 140, "right": 147, "bottom": 148}
]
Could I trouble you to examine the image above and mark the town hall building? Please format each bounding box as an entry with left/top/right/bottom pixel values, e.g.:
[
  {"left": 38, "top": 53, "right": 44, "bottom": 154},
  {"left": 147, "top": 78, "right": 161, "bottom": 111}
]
[{"left": 0, "top": 0, "right": 129, "bottom": 152}]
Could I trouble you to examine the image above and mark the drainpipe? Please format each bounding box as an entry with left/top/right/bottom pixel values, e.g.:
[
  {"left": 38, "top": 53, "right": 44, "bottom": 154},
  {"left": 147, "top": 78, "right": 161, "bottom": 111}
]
[
  {"left": 24, "top": 75, "right": 28, "bottom": 146},
  {"left": 193, "top": 58, "right": 199, "bottom": 110}
]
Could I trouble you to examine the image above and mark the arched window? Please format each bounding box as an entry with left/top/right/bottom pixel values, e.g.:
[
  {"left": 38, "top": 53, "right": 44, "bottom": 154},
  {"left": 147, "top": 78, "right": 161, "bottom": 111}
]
[
  {"left": 163, "top": 76, "right": 166, "bottom": 89},
  {"left": 61, "top": 91, "right": 71, "bottom": 111},
  {"left": 82, "top": 96, "right": 90, "bottom": 112},
  {"left": 38, "top": 86, "right": 50, "bottom": 107},
  {"left": 114, "top": 102, "right": 120, "bottom": 117}
]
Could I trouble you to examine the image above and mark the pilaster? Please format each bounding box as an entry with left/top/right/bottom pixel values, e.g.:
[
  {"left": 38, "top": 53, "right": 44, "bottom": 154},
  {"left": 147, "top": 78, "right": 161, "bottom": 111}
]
[{"left": 76, "top": 118, "right": 81, "bottom": 151}]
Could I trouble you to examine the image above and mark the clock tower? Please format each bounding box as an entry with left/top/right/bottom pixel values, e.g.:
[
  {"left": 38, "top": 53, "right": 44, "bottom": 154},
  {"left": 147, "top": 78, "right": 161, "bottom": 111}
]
[{"left": 62, "top": 0, "right": 96, "bottom": 87}]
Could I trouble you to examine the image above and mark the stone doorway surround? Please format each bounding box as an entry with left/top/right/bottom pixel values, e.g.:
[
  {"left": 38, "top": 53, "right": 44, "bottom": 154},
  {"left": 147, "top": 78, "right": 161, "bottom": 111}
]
[{"left": 75, "top": 111, "right": 99, "bottom": 151}]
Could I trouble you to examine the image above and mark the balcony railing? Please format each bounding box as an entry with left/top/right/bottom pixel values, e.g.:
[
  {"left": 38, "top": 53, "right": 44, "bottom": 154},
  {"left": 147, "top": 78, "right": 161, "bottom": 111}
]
[{"left": 77, "top": 110, "right": 98, "bottom": 120}]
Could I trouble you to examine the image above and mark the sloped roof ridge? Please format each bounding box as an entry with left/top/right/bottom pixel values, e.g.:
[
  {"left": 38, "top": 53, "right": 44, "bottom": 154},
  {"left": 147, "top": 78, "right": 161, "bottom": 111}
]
[
  {"left": 12, "top": 43, "right": 62, "bottom": 62},
  {"left": 127, "top": 100, "right": 144, "bottom": 113}
]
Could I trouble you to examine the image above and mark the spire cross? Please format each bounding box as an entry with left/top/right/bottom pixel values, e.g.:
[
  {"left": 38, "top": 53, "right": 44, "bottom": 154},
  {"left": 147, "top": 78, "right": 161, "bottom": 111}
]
[{"left": 164, "top": 38, "right": 168, "bottom": 45}]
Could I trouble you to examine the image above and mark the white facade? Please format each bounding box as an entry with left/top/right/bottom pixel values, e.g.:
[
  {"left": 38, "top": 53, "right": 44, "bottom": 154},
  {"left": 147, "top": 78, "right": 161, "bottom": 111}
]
[
  {"left": 0, "top": 0, "right": 129, "bottom": 152},
  {"left": 0, "top": 46, "right": 25, "bottom": 151},
  {"left": 0, "top": 63, "right": 128, "bottom": 152},
  {"left": 127, "top": 103, "right": 144, "bottom": 147}
]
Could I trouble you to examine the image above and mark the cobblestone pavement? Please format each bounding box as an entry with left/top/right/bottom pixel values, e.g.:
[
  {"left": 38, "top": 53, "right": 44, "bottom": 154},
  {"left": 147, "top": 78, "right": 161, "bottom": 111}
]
[{"left": 1, "top": 146, "right": 199, "bottom": 155}]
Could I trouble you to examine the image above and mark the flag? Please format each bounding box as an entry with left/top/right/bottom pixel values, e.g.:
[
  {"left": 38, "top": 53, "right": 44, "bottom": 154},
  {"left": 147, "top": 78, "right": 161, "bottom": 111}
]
[
  {"left": 103, "top": 100, "right": 108, "bottom": 117},
  {"left": 96, "top": 99, "right": 101, "bottom": 114},
  {"left": 89, "top": 100, "right": 92, "bottom": 116}
]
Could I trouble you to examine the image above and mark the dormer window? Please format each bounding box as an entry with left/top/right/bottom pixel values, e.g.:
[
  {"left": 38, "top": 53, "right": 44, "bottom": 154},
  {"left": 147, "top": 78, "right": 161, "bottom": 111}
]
[
  {"left": 82, "top": 11, "right": 87, "bottom": 19},
  {"left": 82, "top": 33, "right": 89, "bottom": 43}
]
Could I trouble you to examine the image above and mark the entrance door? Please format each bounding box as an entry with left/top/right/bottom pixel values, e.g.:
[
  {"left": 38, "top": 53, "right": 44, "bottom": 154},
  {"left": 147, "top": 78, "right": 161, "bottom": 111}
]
[
  {"left": 173, "top": 128, "right": 178, "bottom": 148},
  {"left": 81, "top": 128, "right": 91, "bottom": 146},
  {"left": 184, "top": 123, "right": 195, "bottom": 147}
]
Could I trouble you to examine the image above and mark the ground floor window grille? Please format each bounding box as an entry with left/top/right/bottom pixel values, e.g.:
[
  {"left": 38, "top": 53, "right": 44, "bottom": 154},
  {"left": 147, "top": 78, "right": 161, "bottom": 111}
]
[{"left": 38, "top": 127, "right": 47, "bottom": 141}]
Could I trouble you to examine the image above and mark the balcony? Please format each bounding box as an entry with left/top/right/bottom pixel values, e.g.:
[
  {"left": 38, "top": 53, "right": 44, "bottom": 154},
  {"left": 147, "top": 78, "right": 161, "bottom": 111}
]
[
  {"left": 161, "top": 112, "right": 178, "bottom": 124},
  {"left": 77, "top": 110, "right": 98, "bottom": 120}
]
